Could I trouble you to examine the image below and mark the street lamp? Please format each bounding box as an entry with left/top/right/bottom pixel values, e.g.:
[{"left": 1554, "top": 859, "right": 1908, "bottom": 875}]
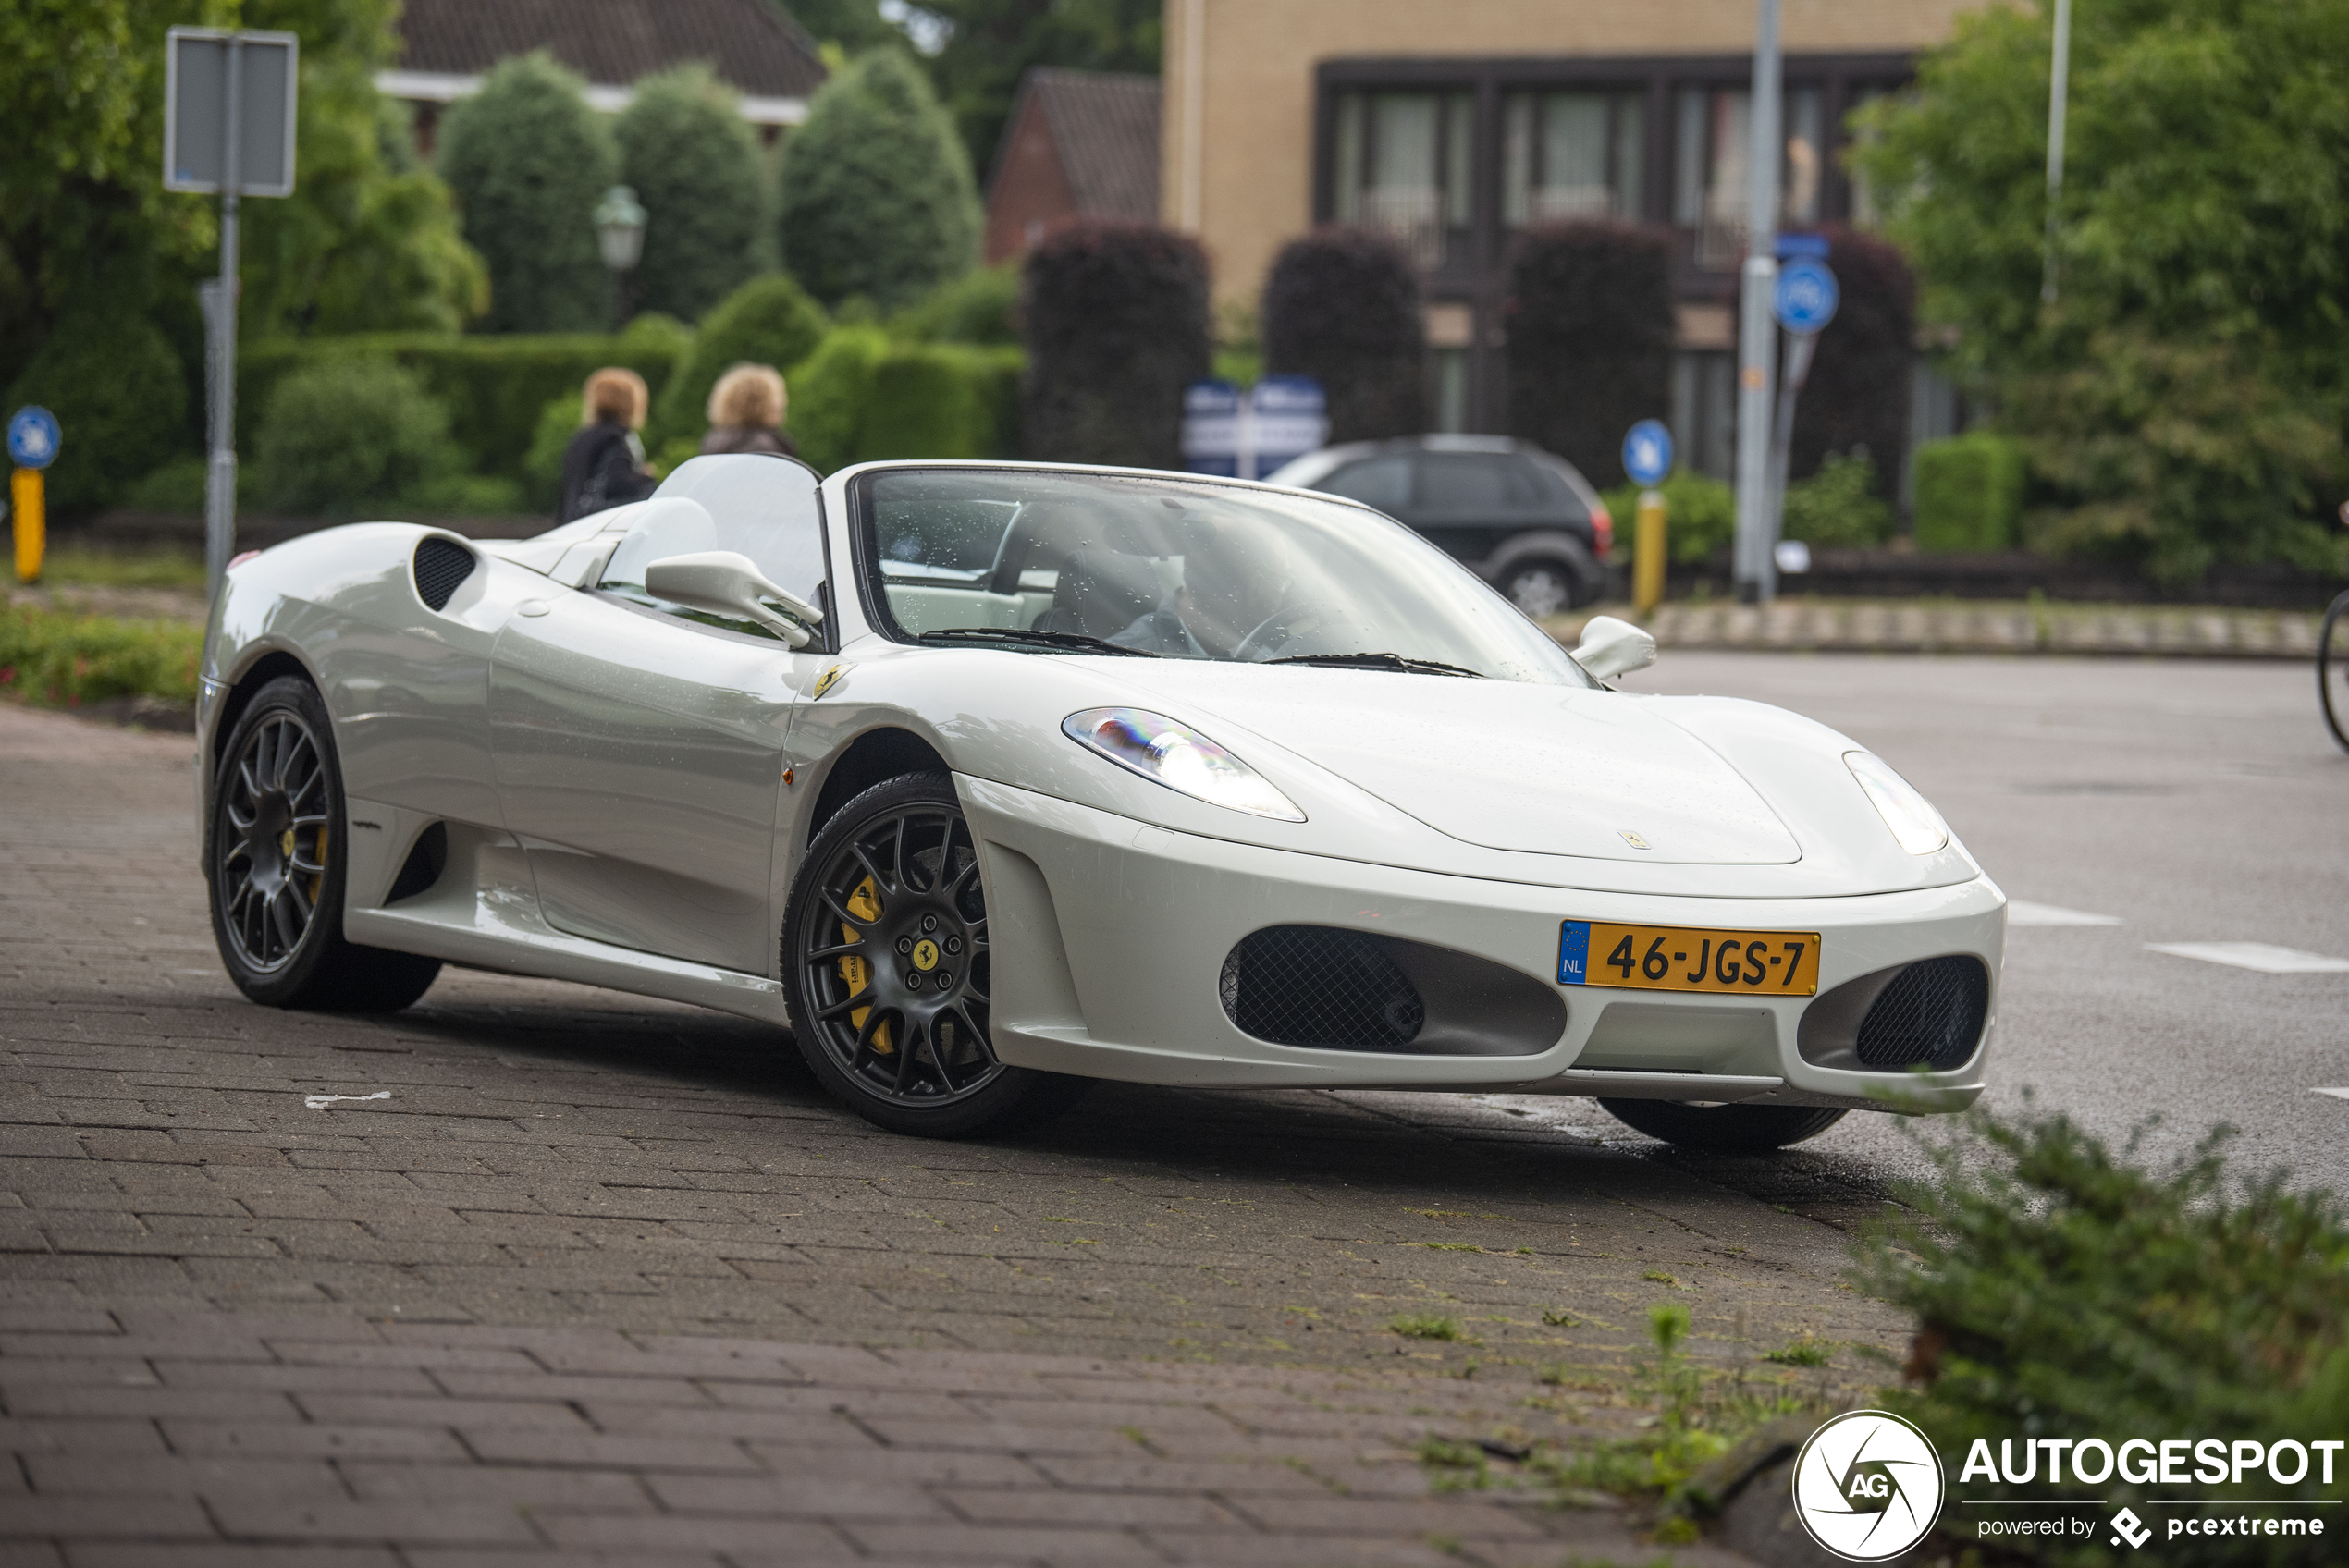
[{"left": 594, "top": 184, "right": 646, "bottom": 326}]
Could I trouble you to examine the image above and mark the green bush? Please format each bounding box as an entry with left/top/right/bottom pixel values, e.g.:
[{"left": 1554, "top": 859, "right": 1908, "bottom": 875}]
[
  {"left": 436, "top": 54, "right": 616, "bottom": 333},
  {"left": 240, "top": 329, "right": 685, "bottom": 486},
  {"left": 1913, "top": 431, "right": 2025, "bottom": 552},
  {"left": 892, "top": 262, "right": 1020, "bottom": 346},
  {"left": 1262, "top": 227, "right": 1424, "bottom": 445},
  {"left": 1781, "top": 451, "right": 1895, "bottom": 548},
  {"left": 522, "top": 394, "right": 581, "bottom": 514},
  {"left": 0, "top": 604, "right": 203, "bottom": 709},
  {"left": 252, "top": 358, "right": 454, "bottom": 515},
  {"left": 1864, "top": 1105, "right": 2349, "bottom": 1563},
  {"left": 1505, "top": 221, "right": 1675, "bottom": 488},
  {"left": 653, "top": 274, "right": 830, "bottom": 448},
  {"left": 782, "top": 329, "right": 1020, "bottom": 475},
  {"left": 1600, "top": 471, "right": 1737, "bottom": 566},
  {"left": 777, "top": 49, "right": 981, "bottom": 311},
  {"left": 616, "top": 66, "right": 769, "bottom": 324},
  {"left": 2, "top": 312, "right": 189, "bottom": 516},
  {"left": 784, "top": 326, "right": 891, "bottom": 475}
]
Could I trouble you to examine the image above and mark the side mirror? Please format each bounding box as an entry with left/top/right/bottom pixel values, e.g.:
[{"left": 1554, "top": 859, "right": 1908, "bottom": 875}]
[
  {"left": 1570, "top": 614, "right": 1656, "bottom": 682},
  {"left": 644, "top": 550, "right": 823, "bottom": 648}
]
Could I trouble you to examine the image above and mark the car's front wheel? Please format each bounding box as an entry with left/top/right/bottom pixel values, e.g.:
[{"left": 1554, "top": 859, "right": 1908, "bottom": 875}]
[
  {"left": 1501, "top": 559, "right": 1584, "bottom": 619},
  {"left": 781, "top": 773, "right": 1089, "bottom": 1138},
  {"left": 1598, "top": 1098, "right": 1847, "bottom": 1153}
]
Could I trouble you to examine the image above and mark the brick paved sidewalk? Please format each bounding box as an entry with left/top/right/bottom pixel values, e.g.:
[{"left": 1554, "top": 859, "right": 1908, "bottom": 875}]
[
  {"left": 1552, "top": 597, "right": 2326, "bottom": 658},
  {"left": 0, "top": 704, "right": 1900, "bottom": 1564}
]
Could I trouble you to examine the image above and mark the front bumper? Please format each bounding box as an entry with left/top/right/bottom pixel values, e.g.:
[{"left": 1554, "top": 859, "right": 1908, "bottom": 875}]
[{"left": 960, "top": 775, "right": 2000, "bottom": 1112}]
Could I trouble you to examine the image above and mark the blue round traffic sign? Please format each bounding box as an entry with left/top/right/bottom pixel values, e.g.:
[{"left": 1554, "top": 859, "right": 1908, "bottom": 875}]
[
  {"left": 1773, "top": 258, "right": 1839, "bottom": 335},
  {"left": 1621, "top": 420, "right": 1674, "bottom": 487},
  {"left": 7, "top": 406, "right": 59, "bottom": 470}
]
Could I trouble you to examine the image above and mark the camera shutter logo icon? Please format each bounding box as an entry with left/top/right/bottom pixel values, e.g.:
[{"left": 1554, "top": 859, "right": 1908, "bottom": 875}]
[{"left": 1791, "top": 1410, "right": 1946, "bottom": 1561}]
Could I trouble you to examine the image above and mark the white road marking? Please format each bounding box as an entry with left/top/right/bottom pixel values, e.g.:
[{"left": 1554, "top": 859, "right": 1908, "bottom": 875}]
[
  {"left": 2314, "top": 1089, "right": 2349, "bottom": 1102},
  {"left": 303, "top": 1090, "right": 392, "bottom": 1109},
  {"left": 2008, "top": 900, "right": 2124, "bottom": 927},
  {"left": 2146, "top": 942, "right": 2349, "bottom": 975}
]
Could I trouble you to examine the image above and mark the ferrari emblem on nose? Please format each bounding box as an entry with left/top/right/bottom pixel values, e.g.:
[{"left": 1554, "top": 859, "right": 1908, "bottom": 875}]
[
  {"left": 1619, "top": 830, "right": 1652, "bottom": 850},
  {"left": 911, "top": 937, "right": 941, "bottom": 972}
]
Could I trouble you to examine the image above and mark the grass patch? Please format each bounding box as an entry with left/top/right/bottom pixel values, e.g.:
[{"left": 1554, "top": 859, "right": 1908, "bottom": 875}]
[
  {"left": 0, "top": 603, "right": 203, "bottom": 709},
  {"left": 1764, "top": 1337, "right": 1831, "bottom": 1367},
  {"left": 1388, "top": 1313, "right": 1463, "bottom": 1341},
  {"left": 1542, "top": 1308, "right": 1578, "bottom": 1328},
  {"left": 1641, "top": 1270, "right": 1680, "bottom": 1287},
  {"left": 36, "top": 545, "right": 208, "bottom": 589}
]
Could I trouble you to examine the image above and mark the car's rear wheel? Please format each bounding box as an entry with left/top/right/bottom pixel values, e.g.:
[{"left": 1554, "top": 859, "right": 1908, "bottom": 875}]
[
  {"left": 781, "top": 773, "right": 1089, "bottom": 1138},
  {"left": 207, "top": 675, "right": 441, "bottom": 1011},
  {"left": 1501, "top": 559, "right": 1583, "bottom": 619},
  {"left": 1599, "top": 1098, "right": 1847, "bottom": 1153}
]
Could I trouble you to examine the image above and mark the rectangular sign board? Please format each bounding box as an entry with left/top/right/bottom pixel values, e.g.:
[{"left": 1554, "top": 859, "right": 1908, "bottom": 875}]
[{"left": 165, "top": 28, "right": 300, "bottom": 196}]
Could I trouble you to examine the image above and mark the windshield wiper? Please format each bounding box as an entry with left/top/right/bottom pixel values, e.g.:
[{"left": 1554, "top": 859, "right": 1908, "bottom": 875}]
[
  {"left": 916, "top": 627, "right": 1158, "bottom": 657},
  {"left": 1265, "top": 651, "right": 1483, "bottom": 678}
]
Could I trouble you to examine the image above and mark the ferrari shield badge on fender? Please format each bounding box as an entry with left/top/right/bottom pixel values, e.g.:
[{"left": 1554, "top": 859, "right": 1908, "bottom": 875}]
[
  {"left": 813, "top": 662, "right": 850, "bottom": 699},
  {"left": 1618, "top": 829, "right": 1652, "bottom": 850}
]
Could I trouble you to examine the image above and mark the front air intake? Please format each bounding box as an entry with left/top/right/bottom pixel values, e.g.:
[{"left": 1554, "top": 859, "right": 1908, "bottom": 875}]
[
  {"left": 1221, "top": 925, "right": 1424, "bottom": 1050},
  {"left": 412, "top": 537, "right": 475, "bottom": 611},
  {"left": 1799, "top": 954, "right": 1989, "bottom": 1072}
]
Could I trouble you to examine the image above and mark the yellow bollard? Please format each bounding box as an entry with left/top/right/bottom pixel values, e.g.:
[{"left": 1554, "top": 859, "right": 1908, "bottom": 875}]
[
  {"left": 1632, "top": 488, "right": 1667, "bottom": 617},
  {"left": 10, "top": 467, "right": 43, "bottom": 585}
]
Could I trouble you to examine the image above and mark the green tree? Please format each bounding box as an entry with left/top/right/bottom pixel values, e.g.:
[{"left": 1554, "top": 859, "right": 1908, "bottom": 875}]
[
  {"left": 1851, "top": 0, "right": 2349, "bottom": 574},
  {"left": 616, "top": 65, "right": 769, "bottom": 324},
  {"left": 917, "top": 0, "right": 1159, "bottom": 175},
  {"left": 437, "top": 54, "right": 616, "bottom": 333},
  {"left": 774, "top": 0, "right": 899, "bottom": 57},
  {"left": 777, "top": 49, "right": 981, "bottom": 311},
  {"left": 2, "top": 312, "right": 188, "bottom": 515}
]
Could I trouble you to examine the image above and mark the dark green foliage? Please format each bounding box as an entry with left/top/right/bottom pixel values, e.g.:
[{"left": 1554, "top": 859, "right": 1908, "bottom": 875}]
[
  {"left": 252, "top": 358, "right": 453, "bottom": 513},
  {"left": 775, "top": 0, "right": 899, "bottom": 55},
  {"left": 916, "top": 0, "right": 1161, "bottom": 177},
  {"left": 0, "top": 603, "right": 202, "bottom": 710},
  {"left": 1789, "top": 227, "right": 1913, "bottom": 499},
  {"left": 1504, "top": 221, "right": 1674, "bottom": 489},
  {"left": 1261, "top": 228, "right": 1424, "bottom": 445},
  {"left": 1780, "top": 452, "right": 1895, "bottom": 548},
  {"left": 777, "top": 50, "right": 981, "bottom": 312},
  {"left": 787, "top": 327, "right": 1019, "bottom": 474},
  {"left": 615, "top": 67, "right": 769, "bottom": 324},
  {"left": 239, "top": 329, "right": 686, "bottom": 485},
  {"left": 1601, "top": 472, "right": 1737, "bottom": 567},
  {"left": 1912, "top": 432, "right": 2026, "bottom": 552},
  {"left": 893, "top": 262, "right": 1021, "bottom": 346},
  {"left": 1863, "top": 1104, "right": 2349, "bottom": 1563},
  {"left": 653, "top": 274, "right": 832, "bottom": 447},
  {"left": 437, "top": 54, "right": 616, "bottom": 333},
  {"left": 2, "top": 312, "right": 187, "bottom": 516},
  {"left": 1021, "top": 221, "right": 1210, "bottom": 469}
]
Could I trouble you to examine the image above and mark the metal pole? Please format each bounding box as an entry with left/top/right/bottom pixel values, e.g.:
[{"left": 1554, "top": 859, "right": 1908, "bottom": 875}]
[
  {"left": 204, "top": 37, "right": 243, "bottom": 598},
  {"left": 1765, "top": 329, "right": 1817, "bottom": 566},
  {"left": 2041, "top": 0, "right": 2072, "bottom": 305},
  {"left": 1731, "top": 0, "right": 1783, "bottom": 604}
]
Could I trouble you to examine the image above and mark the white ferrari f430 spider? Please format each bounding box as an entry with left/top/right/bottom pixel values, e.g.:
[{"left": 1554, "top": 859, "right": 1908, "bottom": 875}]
[{"left": 197, "top": 456, "right": 2003, "bottom": 1150}]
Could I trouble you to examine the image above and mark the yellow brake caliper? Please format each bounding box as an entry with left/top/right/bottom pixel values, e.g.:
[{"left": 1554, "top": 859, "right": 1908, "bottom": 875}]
[{"left": 838, "top": 875, "right": 892, "bottom": 1055}]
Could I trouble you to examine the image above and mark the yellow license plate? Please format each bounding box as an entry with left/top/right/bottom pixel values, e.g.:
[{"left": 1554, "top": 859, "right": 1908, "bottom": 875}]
[{"left": 1558, "top": 920, "right": 1822, "bottom": 996}]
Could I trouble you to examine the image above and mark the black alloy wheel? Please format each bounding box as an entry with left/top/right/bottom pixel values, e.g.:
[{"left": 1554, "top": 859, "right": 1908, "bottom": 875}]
[
  {"left": 207, "top": 675, "right": 440, "bottom": 1011},
  {"left": 2321, "top": 590, "right": 2349, "bottom": 753},
  {"left": 1503, "top": 560, "right": 1580, "bottom": 619},
  {"left": 1598, "top": 1097, "right": 1848, "bottom": 1154},
  {"left": 782, "top": 774, "right": 1088, "bottom": 1137}
]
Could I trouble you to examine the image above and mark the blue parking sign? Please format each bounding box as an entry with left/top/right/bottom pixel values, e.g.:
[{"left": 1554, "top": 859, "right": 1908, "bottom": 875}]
[
  {"left": 7, "top": 406, "right": 60, "bottom": 470},
  {"left": 1773, "top": 259, "right": 1839, "bottom": 335},
  {"left": 1621, "top": 420, "right": 1673, "bottom": 487}
]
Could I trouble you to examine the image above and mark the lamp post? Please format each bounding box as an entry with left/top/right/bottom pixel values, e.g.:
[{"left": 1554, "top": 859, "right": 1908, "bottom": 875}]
[{"left": 594, "top": 184, "right": 647, "bottom": 328}]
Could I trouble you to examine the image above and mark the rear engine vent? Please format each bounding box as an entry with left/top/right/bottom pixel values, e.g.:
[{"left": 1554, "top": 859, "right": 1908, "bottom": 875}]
[
  {"left": 1220, "top": 925, "right": 1424, "bottom": 1050},
  {"left": 1854, "top": 956, "right": 1989, "bottom": 1070},
  {"left": 412, "top": 537, "right": 475, "bottom": 611}
]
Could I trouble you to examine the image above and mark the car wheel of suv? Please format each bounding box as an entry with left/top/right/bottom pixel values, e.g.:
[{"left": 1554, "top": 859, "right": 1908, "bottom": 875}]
[
  {"left": 1502, "top": 560, "right": 1580, "bottom": 619},
  {"left": 1598, "top": 1098, "right": 1847, "bottom": 1153}
]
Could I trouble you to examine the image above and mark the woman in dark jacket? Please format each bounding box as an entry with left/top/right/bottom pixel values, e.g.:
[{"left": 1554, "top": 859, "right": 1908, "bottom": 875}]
[
  {"left": 698, "top": 362, "right": 797, "bottom": 458},
  {"left": 558, "top": 367, "right": 659, "bottom": 523}
]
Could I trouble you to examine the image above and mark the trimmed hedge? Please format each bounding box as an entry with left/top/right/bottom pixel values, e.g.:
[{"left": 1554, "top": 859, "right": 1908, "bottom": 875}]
[
  {"left": 435, "top": 55, "right": 617, "bottom": 333},
  {"left": 1789, "top": 225, "right": 1915, "bottom": 500},
  {"left": 894, "top": 262, "right": 1020, "bottom": 347},
  {"left": 3, "top": 312, "right": 189, "bottom": 517},
  {"left": 1261, "top": 228, "right": 1424, "bottom": 444},
  {"left": 1599, "top": 471, "right": 1737, "bottom": 566},
  {"left": 788, "top": 327, "right": 1019, "bottom": 475},
  {"left": 616, "top": 66, "right": 769, "bottom": 323},
  {"left": 652, "top": 274, "right": 830, "bottom": 448},
  {"left": 1912, "top": 432, "right": 2026, "bottom": 552},
  {"left": 238, "top": 328, "right": 685, "bottom": 485},
  {"left": 1504, "top": 221, "right": 1675, "bottom": 488},
  {"left": 1021, "top": 222, "right": 1211, "bottom": 469},
  {"left": 252, "top": 359, "right": 454, "bottom": 515}
]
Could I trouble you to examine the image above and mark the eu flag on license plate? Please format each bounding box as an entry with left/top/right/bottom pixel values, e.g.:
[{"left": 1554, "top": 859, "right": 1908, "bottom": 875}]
[{"left": 1557, "top": 921, "right": 1591, "bottom": 986}]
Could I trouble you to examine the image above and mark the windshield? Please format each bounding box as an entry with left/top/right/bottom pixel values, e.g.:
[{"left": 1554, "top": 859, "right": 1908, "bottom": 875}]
[{"left": 857, "top": 468, "right": 1594, "bottom": 685}]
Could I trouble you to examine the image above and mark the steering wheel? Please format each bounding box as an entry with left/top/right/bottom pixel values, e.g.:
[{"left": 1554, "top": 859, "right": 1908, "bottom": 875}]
[{"left": 1231, "top": 606, "right": 1311, "bottom": 662}]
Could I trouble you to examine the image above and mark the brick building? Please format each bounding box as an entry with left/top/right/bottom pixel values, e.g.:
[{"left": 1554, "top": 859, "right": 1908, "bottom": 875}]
[{"left": 984, "top": 69, "right": 1163, "bottom": 264}]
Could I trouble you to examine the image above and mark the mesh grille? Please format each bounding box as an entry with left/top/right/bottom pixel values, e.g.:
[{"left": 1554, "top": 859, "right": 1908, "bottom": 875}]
[
  {"left": 413, "top": 537, "right": 475, "bottom": 611},
  {"left": 1855, "top": 955, "right": 1988, "bottom": 1070},
  {"left": 1219, "top": 925, "right": 1424, "bottom": 1050}
]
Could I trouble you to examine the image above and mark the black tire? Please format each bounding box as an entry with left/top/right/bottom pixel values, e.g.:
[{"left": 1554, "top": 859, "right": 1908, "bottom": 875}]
[
  {"left": 206, "top": 675, "right": 441, "bottom": 1012},
  {"left": 1599, "top": 1098, "right": 1848, "bottom": 1153},
  {"left": 781, "top": 772, "right": 1090, "bottom": 1138},
  {"left": 2320, "top": 589, "right": 2349, "bottom": 754}
]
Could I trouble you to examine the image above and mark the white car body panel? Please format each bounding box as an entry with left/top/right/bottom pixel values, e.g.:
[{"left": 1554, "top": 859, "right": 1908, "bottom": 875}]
[{"left": 196, "top": 458, "right": 2002, "bottom": 1119}]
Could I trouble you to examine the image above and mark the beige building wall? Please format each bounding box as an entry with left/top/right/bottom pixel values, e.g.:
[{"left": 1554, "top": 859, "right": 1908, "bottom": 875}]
[{"left": 1160, "top": 0, "right": 1984, "bottom": 303}]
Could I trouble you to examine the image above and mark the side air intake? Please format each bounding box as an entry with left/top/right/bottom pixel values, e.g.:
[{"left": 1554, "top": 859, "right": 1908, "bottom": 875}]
[
  {"left": 412, "top": 537, "right": 475, "bottom": 612},
  {"left": 1798, "top": 954, "right": 1990, "bottom": 1072}
]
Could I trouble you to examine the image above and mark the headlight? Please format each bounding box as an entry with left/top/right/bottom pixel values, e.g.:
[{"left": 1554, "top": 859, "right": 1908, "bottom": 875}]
[
  {"left": 1844, "top": 751, "right": 1949, "bottom": 855},
  {"left": 1063, "top": 707, "right": 1305, "bottom": 822}
]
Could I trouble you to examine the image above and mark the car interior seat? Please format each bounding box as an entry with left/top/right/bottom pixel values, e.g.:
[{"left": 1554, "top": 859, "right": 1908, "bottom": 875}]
[{"left": 1033, "top": 551, "right": 1162, "bottom": 638}]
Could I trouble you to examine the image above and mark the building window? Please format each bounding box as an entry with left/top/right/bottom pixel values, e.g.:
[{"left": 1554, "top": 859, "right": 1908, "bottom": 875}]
[
  {"left": 1333, "top": 90, "right": 1474, "bottom": 269},
  {"left": 1672, "top": 84, "right": 1824, "bottom": 267},
  {"left": 1502, "top": 91, "right": 1645, "bottom": 225}
]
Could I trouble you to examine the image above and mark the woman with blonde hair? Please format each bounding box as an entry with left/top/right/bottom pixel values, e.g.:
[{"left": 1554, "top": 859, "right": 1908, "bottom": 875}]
[
  {"left": 557, "top": 366, "right": 658, "bottom": 522},
  {"left": 698, "top": 362, "right": 796, "bottom": 458}
]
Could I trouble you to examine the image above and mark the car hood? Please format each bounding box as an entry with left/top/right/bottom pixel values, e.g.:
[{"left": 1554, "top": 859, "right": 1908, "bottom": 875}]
[{"left": 1108, "top": 664, "right": 1800, "bottom": 864}]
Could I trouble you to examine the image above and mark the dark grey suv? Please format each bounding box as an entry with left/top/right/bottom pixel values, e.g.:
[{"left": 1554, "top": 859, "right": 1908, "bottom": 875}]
[{"left": 1264, "top": 435, "right": 1615, "bottom": 617}]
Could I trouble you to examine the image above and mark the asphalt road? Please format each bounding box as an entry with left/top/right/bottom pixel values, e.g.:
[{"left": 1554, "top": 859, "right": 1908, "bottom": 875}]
[{"left": 1619, "top": 652, "right": 2349, "bottom": 1191}]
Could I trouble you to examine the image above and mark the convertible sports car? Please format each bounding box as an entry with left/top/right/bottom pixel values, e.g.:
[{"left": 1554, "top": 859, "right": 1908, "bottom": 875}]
[{"left": 197, "top": 455, "right": 2004, "bottom": 1151}]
